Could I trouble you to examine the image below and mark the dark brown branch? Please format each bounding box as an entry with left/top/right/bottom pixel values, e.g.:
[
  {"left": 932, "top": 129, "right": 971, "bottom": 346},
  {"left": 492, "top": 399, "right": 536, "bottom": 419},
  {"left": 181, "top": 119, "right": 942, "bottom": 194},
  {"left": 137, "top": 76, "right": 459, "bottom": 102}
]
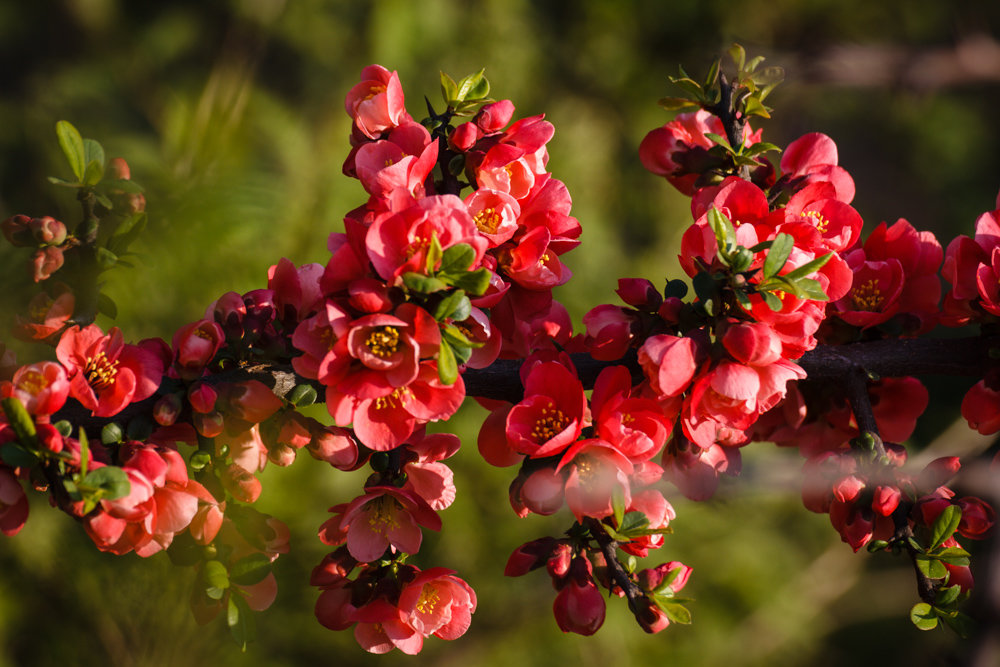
[{"left": 584, "top": 517, "right": 643, "bottom": 615}]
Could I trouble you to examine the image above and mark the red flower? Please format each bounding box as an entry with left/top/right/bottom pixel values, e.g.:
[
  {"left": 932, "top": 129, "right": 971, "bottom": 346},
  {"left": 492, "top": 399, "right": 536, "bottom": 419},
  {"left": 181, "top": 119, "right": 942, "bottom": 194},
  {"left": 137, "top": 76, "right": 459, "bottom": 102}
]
[
  {"left": 345, "top": 65, "right": 409, "bottom": 139},
  {"left": 505, "top": 361, "right": 588, "bottom": 458},
  {"left": 56, "top": 325, "right": 163, "bottom": 417}
]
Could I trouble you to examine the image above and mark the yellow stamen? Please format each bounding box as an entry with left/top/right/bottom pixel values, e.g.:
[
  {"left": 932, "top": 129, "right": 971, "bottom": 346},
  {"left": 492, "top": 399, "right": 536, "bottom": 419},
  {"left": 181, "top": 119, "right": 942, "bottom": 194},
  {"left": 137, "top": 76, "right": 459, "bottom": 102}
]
[
  {"left": 851, "top": 278, "right": 884, "bottom": 311},
  {"left": 365, "top": 326, "right": 400, "bottom": 358}
]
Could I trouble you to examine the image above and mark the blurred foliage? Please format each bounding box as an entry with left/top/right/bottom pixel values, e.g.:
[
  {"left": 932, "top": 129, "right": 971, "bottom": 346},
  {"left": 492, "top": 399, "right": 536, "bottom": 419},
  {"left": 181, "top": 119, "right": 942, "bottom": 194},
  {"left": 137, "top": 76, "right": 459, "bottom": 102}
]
[{"left": 1, "top": 0, "right": 999, "bottom": 665}]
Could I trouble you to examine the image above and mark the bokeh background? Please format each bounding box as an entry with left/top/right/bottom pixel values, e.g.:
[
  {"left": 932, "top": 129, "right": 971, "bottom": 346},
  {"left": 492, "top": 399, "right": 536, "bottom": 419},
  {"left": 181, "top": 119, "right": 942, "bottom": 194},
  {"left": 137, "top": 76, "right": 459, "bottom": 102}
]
[{"left": 1, "top": 1, "right": 1000, "bottom": 665}]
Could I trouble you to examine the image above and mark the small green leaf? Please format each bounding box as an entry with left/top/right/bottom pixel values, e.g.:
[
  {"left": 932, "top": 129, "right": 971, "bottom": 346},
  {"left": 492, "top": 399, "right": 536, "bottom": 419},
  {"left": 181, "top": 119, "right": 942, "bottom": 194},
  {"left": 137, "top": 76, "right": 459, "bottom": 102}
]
[
  {"left": 761, "top": 289, "right": 783, "bottom": 312},
  {"left": 619, "top": 511, "right": 650, "bottom": 535},
  {"left": 286, "top": 383, "right": 318, "bottom": 407},
  {"left": 449, "top": 268, "right": 492, "bottom": 296},
  {"left": 97, "top": 292, "right": 118, "bottom": 319},
  {"left": 227, "top": 594, "right": 255, "bottom": 651},
  {"left": 82, "top": 159, "right": 105, "bottom": 187},
  {"left": 656, "top": 598, "right": 693, "bottom": 625},
  {"left": 101, "top": 422, "right": 123, "bottom": 445},
  {"left": 611, "top": 490, "right": 626, "bottom": 529},
  {"left": 657, "top": 96, "right": 699, "bottom": 111},
  {"left": 203, "top": 560, "right": 230, "bottom": 600},
  {"left": 781, "top": 252, "right": 832, "bottom": 281},
  {"left": 82, "top": 466, "right": 131, "bottom": 500},
  {"left": 930, "top": 504, "right": 962, "bottom": 550},
  {"left": 441, "top": 324, "right": 476, "bottom": 348},
  {"left": 439, "top": 72, "right": 459, "bottom": 105},
  {"left": 729, "top": 43, "right": 747, "bottom": 73},
  {"left": 744, "top": 97, "right": 772, "bottom": 119},
  {"left": 692, "top": 271, "right": 719, "bottom": 308},
  {"left": 910, "top": 602, "right": 939, "bottom": 630},
  {"left": 0, "top": 443, "right": 40, "bottom": 469},
  {"left": 1, "top": 397, "right": 38, "bottom": 446},
  {"left": 458, "top": 68, "right": 489, "bottom": 101},
  {"left": 935, "top": 546, "right": 971, "bottom": 566},
  {"left": 47, "top": 176, "right": 82, "bottom": 188},
  {"left": 425, "top": 233, "right": 443, "bottom": 274},
  {"left": 440, "top": 243, "right": 476, "bottom": 273},
  {"left": 190, "top": 450, "right": 212, "bottom": 472},
  {"left": 230, "top": 553, "right": 272, "bottom": 586},
  {"left": 939, "top": 609, "right": 974, "bottom": 638},
  {"left": 433, "top": 291, "right": 471, "bottom": 323},
  {"left": 437, "top": 342, "right": 458, "bottom": 386},
  {"left": 704, "top": 57, "right": 721, "bottom": 88},
  {"left": 935, "top": 584, "right": 962, "bottom": 607},
  {"left": 916, "top": 555, "right": 947, "bottom": 580},
  {"left": 96, "top": 247, "right": 118, "bottom": 269},
  {"left": 706, "top": 207, "right": 736, "bottom": 254},
  {"left": 762, "top": 233, "right": 794, "bottom": 278},
  {"left": 56, "top": 120, "right": 86, "bottom": 182},
  {"left": 83, "top": 138, "right": 105, "bottom": 170},
  {"left": 402, "top": 272, "right": 448, "bottom": 294},
  {"left": 78, "top": 428, "right": 90, "bottom": 478}
]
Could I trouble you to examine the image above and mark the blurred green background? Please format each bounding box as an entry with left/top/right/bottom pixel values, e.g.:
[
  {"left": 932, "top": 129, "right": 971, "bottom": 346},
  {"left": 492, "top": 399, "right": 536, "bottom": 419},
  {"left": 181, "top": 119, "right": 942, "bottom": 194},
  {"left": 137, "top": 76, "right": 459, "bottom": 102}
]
[{"left": 1, "top": 0, "right": 1000, "bottom": 665}]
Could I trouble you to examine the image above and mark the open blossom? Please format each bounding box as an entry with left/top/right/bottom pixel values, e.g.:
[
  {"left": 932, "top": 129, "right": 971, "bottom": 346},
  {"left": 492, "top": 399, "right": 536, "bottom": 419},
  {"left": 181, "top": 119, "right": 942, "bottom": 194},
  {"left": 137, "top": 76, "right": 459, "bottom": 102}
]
[
  {"left": 345, "top": 65, "right": 409, "bottom": 139},
  {"left": 505, "top": 361, "right": 588, "bottom": 458},
  {"left": 322, "top": 486, "right": 441, "bottom": 562},
  {"left": 56, "top": 325, "right": 163, "bottom": 417},
  {"left": 1, "top": 361, "right": 70, "bottom": 416}
]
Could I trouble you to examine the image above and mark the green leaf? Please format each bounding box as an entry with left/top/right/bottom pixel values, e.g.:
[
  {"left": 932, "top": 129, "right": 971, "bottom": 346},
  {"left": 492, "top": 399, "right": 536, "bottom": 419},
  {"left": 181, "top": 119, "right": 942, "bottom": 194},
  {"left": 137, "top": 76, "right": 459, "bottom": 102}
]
[
  {"left": 82, "top": 159, "right": 105, "bottom": 187},
  {"left": 704, "top": 132, "right": 733, "bottom": 152},
  {"left": 440, "top": 243, "right": 476, "bottom": 273},
  {"left": 228, "top": 594, "right": 255, "bottom": 651},
  {"left": 82, "top": 466, "right": 131, "bottom": 500},
  {"left": 781, "top": 252, "right": 832, "bottom": 281},
  {"left": 743, "top": 142, "right": 782, "bottom": 156},
  {"left": 761, "top": 289, "right": 783, "bottom": 312},
  {"left": 47, "top": 176, "right": 82, "bottom": 188},
  {"left": 669, "top": 77, "right": 705, "bottom": 100},
  {"left": 190, "top": 450, "right": 212, "bottom": 472},
  {"left": 916, "top": 555, "right": 947, "bottom": 580},
  {"left": 402, "top": 272, "right": 448, "bottom": 294},
  {"left": 1, "top": 397, "right": 38, "bottom": 446},
  {"left": 619, "top": 511, "right": 650, "bottom": 535},
  {"left": 203, "top": 560, "right": 230, "bottom": 600},
  {"left": 449, "top": 268, "right": 492, "bottom": 296},
  {"left": 611, "top": 490, "right": 626, "bottom": 529},
  {"left": 706, "top": 207, "right": 736, "bottom": 253},
  {"left": 434, "top": 291, "right": 472, "bottom": 323},
  {"left": 229, "top": 553, "right": 272, "bottom": 587},
  {"left": 0, "top": 443, "right": 40, "bottom": 469},
  {"left": 935, "top": 584, "right": 962, "bottom": 607},
  {"left": 83, "top": 138, "right": 105, "bottom": 170},
  {"left": 437, "top": 341, "right": 458, "bottom": 386},
  {"left": 704, "top": 57, "right": 721, "bottom": 89},
  {"left": 728, "top": 43, "right": 747, "bottom": 73},
  {"left": 100, "top": 422, "right": 123, "bottom": 445},
  {"left": 939, "top": 610, "right": 974, "bottom": 638},
  {"left": 96, "top": 247, "right": 118, "bottom": 269},
  {"left": 286, "top": 383, "right": 318, "bottom": 407},
  {"left": 441, "top": 324, "right": 476, "bottom": 348},
  {"left": 56, "top": 120, "right": 86, "bottom": 182},
  {"left": 930, "top": 504, "right": 962, "bottom": 550},
  {"left": 762, "top": 233, "right": 794, "bottom": 278},
  {"left": 97, "top": 292, "right": 118, "bottom": 319},
  {"left": 657, "top": 97, "right": 699, "bottom": 111},
  {"left": 910, "top": 602, "right": 939, "bottom": 631},
  {"left": 655, "top": 598, "right": 693, "bottom": 625},
  {"left": 692, "top": 271, "right": 719, "bottom": 308},
  {"left": 935, "top": 546, "right": 971, "bottom": 566},
  {"left": 78, "top": 428, "right": 90, "bottom": 478},
  {"left": 458, "top": 68, "right": 489, "bottom": 101},
  {"left": 425, "top": 233, "right": 443, "bottom": 274},
  {"left": 743, "top": 97, "right": 771, "bottom": 119},
  {"left": 439, "top": 72, "right": 459, "bottom": 105},
  {"left": 793, "top": 277, "right": 829, "bottom": 301}
]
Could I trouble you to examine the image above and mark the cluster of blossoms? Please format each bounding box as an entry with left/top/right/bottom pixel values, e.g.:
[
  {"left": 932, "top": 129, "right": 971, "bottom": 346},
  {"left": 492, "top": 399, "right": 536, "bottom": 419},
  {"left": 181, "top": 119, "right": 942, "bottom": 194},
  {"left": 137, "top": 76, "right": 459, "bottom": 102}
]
[{"left": 0, "top": 50, "right": 998, "bottom": 653}]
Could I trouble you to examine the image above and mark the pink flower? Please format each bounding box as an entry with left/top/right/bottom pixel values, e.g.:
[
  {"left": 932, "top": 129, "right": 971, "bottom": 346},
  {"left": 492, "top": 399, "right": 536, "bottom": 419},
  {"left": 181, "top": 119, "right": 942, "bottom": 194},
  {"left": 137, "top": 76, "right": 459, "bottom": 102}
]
[
  {"left": 1, "top": 361, "right": 69, "bottom": 416},
  {"left": 345, "top": 65, "right": 409, "bottom": 139},
  {"left": 325, "top": 486, "right": 441, "bottom": 562},
  {"left": 396, "top": 567, "right": 477, "bottom": 641},
  {"left": 505, "top": 361, "right": 588, "bottom": 458},
  {"left": 56, "top": 325, "right": 163, "bottom": 417},
  {"left": 171, "top": 319, "right": 225, "bottom": 380}
]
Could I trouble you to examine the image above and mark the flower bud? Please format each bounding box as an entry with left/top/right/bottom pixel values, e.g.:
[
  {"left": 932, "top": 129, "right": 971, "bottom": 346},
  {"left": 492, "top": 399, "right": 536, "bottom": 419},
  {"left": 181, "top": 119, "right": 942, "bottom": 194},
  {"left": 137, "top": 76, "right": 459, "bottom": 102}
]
[
  {"left": 221, "top": 463, "right": 262, "bottom": 503},
  {"left": 153, "top": 393, "right": 183, "bottom": 426},
  {"left": 28, "top": 216, "right": 67, "bottom": 246},
  {"left": 552, "top": 577, "right": 605, "bottom": 636},
  {"left": 310, "top": 547, "right": 358, "bottom": 587},
  {"left": 504, "top": 537, "right": 557, "bottom": 577},
  {"left": 615, "top": 278, "right": 662, "bottom": 310},
  {"left": 188, "top": 383, "right": 218, "bottom": 414},
  {"left": 193, "top": 410, "right": 225, "bottom": 438},
  {"left": 308, "top": 426, "right": 362, "bottom": 471},
  {"left": 108, "top": 157, "right": 131, "bottom": 180},
  {"left": 31, "top": 246, "right": 64, "bottom": 282},
  {"left": 474, "top": 99, "right": 515, "bottom": 133},
  {"left": 448, "top": 121, "right": 480, "bottom": 152},
  {"left": 1, "top": 215, "right": 33, "bottom": 246},
  {"left": 956, "top": 496, "right": 996, "bottom": 539}
]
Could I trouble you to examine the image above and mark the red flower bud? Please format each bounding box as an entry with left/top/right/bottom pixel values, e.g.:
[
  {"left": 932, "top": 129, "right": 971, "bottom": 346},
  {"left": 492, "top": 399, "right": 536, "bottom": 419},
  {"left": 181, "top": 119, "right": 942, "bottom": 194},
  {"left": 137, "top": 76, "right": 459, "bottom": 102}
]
[
  {"left": 448, "top": 121, "right": 479, "bottom": 152},
  {"left": 153, "top": 393, "right": 182, "bottom": 426},
  {"left": 31, "top": 246, "right": 64, "bottom": 282},
  {"left": 956, "top": 496, "right": 995, "bottom": 539},
  {"left": 1, "top": 215, "right": 32, "bottom": 246},
  {"left": 221, "top": 463, "right": 262, "bottom": 503},
  {"left": 474, "top": 99, "right": 515, "bottom": 133},
  {"left": 28, "top": 216, "right": 67, "bottom": 246},
  {"left": 552, "top": 577, "right": 605, "bottom": 636},
  {"left": 188, "top": 383, "right": 218, "bottom": 414},
  {"left": 504, "top": 537, "right": 558, "bottom": 577}
]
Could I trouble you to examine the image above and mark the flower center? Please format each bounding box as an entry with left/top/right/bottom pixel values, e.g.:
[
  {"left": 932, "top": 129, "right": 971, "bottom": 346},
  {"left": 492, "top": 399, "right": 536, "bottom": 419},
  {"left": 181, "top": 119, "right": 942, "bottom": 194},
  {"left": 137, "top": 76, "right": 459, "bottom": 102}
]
[
  {"left": 851, "top": 278, "right": 884, "bottom": 311},
  {"left": 363, "top": 84, "right": 386, "bottom": 101},
  {"left": 531, "top": 405, "right": 569, "bottom": 442},
  {"left": 415, "top": 584, "right": 441, "bottom": 615},
  {"left": 29, "top": 296, "right": 54, "bottom": 322},
  {"left": 366, "top": 326, "right": 400, "bottom": 358},
  {"left": 18, "top": 369, "right": 48, "bottom": 395},
  {"left": 373, "top": 387, "right": 411, "bottom": 411},
  {"left": 84, "top": 351, "right": 119, "bottom": 391},
  {"left": 366, "top": 496, "right": 399, "bottom": 535},
  {"left": 800, "top": 209, "right": 830, "bottom": 233},
  {"left": 474, "top": 207, "right": 501, "bottom": 235}
]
